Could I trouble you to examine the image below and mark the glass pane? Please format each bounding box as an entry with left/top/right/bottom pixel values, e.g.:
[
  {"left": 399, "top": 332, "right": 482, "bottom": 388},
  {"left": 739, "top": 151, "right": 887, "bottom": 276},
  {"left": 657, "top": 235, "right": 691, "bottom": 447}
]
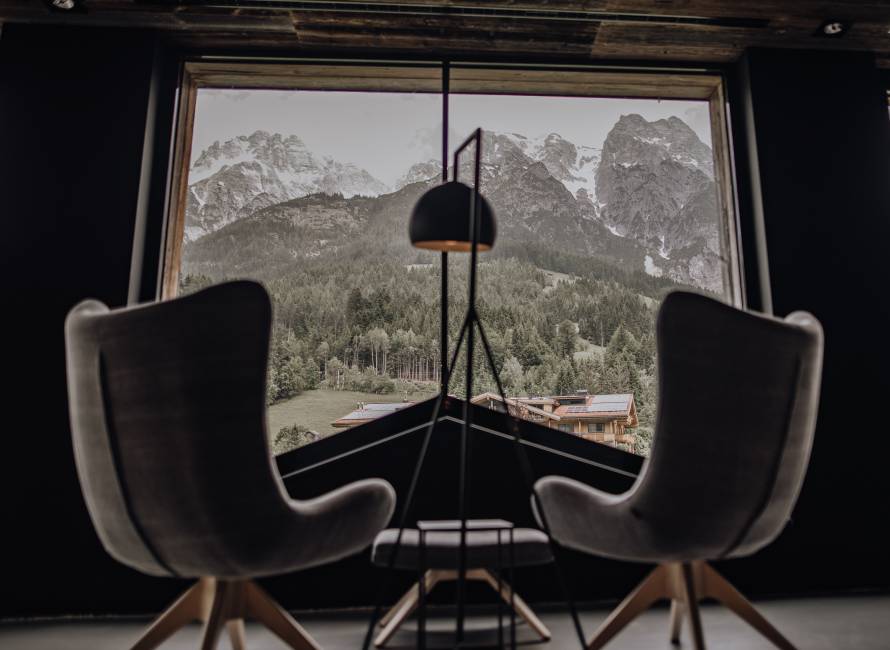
[
  {"left": 448, "top": 92, "right": 736, "bottom": 456},
  {"left": 176, "top": 72, "right": 740, "bottom": 459},
  {"left": 180, "top": 86, "right": 443, "bottom": 455}
]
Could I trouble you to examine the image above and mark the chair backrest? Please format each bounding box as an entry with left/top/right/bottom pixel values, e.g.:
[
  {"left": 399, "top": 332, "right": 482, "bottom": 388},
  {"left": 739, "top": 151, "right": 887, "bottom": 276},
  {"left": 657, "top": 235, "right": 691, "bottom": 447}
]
[
  {"left": 65, "top": 281, "right": 291, "bottom": 577},
  {"left": 633, "top": 291, "right": 823, "bottom": 559}
]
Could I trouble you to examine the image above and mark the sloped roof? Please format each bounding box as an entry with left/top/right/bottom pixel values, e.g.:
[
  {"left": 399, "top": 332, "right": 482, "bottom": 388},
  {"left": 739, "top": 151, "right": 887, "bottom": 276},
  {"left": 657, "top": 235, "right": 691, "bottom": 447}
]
[
  {"left": 514, "top": 396, "right": 557, "bottom": 406},
  {"left": 332, "top": 402, "right": 414, "bottom": 428},
  {"left": 470, "top": 392, "right": 561, "bottom": 421},
  {"left": 553, "top": 393, "right": 636, "bottom": 424}
]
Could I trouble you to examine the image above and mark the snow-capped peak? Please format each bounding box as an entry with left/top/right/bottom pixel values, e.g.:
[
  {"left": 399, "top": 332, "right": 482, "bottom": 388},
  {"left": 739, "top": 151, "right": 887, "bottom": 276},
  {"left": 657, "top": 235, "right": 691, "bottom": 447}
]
[{"left": 185, "top": 131, "right": 389, "bottom": 241}]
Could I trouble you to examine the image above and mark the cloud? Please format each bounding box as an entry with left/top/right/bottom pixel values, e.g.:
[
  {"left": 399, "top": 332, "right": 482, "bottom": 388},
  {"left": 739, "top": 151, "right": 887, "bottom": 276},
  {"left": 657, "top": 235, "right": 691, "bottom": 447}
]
[{"left": 202, "top": 89, "right": 252, "bottom": 103}]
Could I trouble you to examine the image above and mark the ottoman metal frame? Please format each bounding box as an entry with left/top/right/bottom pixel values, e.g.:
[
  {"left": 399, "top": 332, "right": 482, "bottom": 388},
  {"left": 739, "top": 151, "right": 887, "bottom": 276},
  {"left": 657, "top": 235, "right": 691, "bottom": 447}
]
[{"left": 374, "top": 519, "right": 552, "bottom": 647}]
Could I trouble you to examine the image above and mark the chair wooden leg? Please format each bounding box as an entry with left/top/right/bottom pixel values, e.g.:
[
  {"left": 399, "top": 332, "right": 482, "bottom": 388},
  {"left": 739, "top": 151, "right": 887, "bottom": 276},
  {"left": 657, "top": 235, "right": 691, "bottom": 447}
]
[
  {"left": 373, "top": 592, "right": 420, "bottom": 647},
  {"left": 479, "top": 569, "right": 551, "bottom": 640},
  {"left": 200, "top": 580, "right": 231, "bottom": 650},
  {"left": 375, "top": 571, "right": 443, "bottom": 647},
  {"left": 131, "top": 578, "right": 215, "bottom": 650},
  {"left": 132, "top": 577, "right": 320, "bottom": 650},
  {"left": 377, "top": 583, "right": 419, "bottom": 629},
  {"left": 587, "top": 561, "right": 798, "bottom": 650},
  {"left": 669, "top": 599, "right": 685, "bottom": 644},
  {"left": 586, "top": 565, "right": 670, "bottom": 650},
  {"left": 245, "top": 581, "right": 321, "bottom": 650},
  {"left": 680, "top": 563, "right": 706, "bottom": 650},
  {"left": 226, "top": 619, "right": 247, "bottom": 650},
  {"left": 378, "top": 570, "right": 441, "bottom": 627},
  {"left": 701, "top": 563, "right": 797, "bottom": 650}
]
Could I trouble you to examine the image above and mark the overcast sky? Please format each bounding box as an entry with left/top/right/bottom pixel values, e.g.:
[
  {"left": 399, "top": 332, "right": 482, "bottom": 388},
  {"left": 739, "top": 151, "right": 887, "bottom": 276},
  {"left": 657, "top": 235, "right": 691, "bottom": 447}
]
[{"left": 193, "top": 88, "right": 712, "bottom": 187}]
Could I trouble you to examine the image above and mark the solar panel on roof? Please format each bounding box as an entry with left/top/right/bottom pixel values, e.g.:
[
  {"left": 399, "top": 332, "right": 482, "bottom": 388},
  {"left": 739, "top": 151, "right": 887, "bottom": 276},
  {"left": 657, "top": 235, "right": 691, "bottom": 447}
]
[
  {"left": 584, "top": 404, "right": 623, "bottom": 412},
  {"left": 363, "top": 403, "right": 409, "bottom": 411},
  {"left": 590, "top": 394, "right": 630, "bottom": 404},
  {"left": 564, "top": 402, "right": 628, "bottom": 414}
]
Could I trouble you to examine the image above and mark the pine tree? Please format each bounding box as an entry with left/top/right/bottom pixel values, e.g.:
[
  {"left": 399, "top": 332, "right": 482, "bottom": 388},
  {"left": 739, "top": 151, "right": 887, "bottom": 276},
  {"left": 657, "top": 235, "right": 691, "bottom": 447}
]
[
  {"left": 501, "top": 356, "right": 525, "bottom": 396},
  {"left": 555, "top": 319, "right": 577, "bottom": 357},
  {"left": 555, "top": 360, "right": 580, "bottom": 395}
]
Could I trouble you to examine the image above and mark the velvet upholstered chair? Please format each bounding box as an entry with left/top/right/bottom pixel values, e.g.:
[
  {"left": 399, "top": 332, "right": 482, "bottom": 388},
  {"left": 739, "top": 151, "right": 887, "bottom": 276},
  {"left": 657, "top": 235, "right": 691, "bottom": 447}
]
[
  {"left": 535, "top": 291, "right": 823, "bottom": 650},
  {"left": 65, "top": 280, "right": 396, "bottom": 650}
]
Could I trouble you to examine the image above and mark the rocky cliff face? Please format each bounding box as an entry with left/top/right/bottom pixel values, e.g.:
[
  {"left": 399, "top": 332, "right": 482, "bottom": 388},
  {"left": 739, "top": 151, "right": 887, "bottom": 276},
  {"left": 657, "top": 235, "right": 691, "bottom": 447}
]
[
  {"left": 506, "top": 132, "right": 601, "bottom": 204},
  {"left": 395, "top": 160, "right": 442, "bottom": 190},
  {"left": 595, "top": 114, "right": 723, "bottom": 291},
  {"left": 185, "top": 130, "right": 388, "bottom": 241},
  {"left": 395, "top": 132, "right": 601, "bottom": 204},
  {"left": 475, "top": 134, "right": 638, "bottom": 262}
]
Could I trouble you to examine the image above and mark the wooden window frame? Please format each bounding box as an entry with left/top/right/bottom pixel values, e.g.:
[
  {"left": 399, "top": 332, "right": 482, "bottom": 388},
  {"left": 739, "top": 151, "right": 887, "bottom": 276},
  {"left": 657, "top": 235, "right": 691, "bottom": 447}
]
[{"left": 160, "top": 59, "right": 744, "bottom": 307}]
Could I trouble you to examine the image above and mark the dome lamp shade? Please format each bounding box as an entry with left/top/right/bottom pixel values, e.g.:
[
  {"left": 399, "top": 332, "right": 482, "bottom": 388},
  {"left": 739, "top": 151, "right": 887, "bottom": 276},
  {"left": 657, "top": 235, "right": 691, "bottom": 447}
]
[{"left": 408, "top": 181, "right": 496, "bottom": 252}]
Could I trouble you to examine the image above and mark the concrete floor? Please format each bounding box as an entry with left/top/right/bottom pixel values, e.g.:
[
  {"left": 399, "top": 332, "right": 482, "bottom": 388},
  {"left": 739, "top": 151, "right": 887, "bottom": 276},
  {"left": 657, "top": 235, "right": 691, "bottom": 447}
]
[{"left": 1, "top": 595, "right": 888, "bottom": 649}]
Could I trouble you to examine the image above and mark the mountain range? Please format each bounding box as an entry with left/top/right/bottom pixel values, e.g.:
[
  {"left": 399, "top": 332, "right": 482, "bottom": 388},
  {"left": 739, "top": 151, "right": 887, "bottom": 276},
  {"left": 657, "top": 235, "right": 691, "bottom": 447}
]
[
  {"left": 186, "top": 131, "right": 388, "bottom": 241},
  {"left": 183, "top": 115, "right": 727, "bottom": 292}
]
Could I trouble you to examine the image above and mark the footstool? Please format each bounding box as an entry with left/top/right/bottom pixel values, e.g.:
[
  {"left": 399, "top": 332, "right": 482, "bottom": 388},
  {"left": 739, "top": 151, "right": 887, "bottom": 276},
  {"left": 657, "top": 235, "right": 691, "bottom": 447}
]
[{"left": 371, "top": 519, "right": 553, "bottom": 647}]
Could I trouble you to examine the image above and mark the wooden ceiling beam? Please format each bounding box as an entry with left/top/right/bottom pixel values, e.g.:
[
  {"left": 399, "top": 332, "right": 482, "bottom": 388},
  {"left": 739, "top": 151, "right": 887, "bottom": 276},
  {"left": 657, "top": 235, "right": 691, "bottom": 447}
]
[
  {"left": 135, "top": 0, "right": 890, "bottom": 22},
  {"left": 2, "top": 0, "right": 890, "bottom": 63}
]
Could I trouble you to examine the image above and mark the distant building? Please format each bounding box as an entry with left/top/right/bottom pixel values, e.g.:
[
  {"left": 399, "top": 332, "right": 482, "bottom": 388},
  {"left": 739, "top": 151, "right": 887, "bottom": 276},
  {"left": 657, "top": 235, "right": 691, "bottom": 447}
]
[
  {"left": 331, "top": 401, "right": 414, "bottom": 428},
  {"left": 470, "top": 390, "right": 638, "bottom": 453},
  {"left": 469, "top": 393, "right": 561, "bottom": 427}
]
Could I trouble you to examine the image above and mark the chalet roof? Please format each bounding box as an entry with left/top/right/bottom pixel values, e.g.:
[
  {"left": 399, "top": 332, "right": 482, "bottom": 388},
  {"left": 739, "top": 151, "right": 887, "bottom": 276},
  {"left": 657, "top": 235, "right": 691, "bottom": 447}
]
[
  {"left": 514, "top": 396, "right": 557, "bottom": 406},
  {"left": 553, "top": 394, "right": 637, "bottom": 424},
  {"left": 331, "top": 402, "right": 414, "bottom": 428},
  {"left": 552, "top": 394, "right": 589, "bottom": 403},
  {"left": 470, "top": 392, "right": 561, "bottom": 421}
]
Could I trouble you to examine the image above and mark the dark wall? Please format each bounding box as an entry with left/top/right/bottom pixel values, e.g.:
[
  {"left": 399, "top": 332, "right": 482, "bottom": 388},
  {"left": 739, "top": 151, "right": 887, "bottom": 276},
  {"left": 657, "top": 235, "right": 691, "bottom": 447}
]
[
  {"left": 724, "top": 48, "right": 890, "bottom": 594},
  {"left": 2, "top": 24, "right": 889, "bottom": 620},
  {"left": 0, "top": 24, "right": 170, "bottom": 618}
]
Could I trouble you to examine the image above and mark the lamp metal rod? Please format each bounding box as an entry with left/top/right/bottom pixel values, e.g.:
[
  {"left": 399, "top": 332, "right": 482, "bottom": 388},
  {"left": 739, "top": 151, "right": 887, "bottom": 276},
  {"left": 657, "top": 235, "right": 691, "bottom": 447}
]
[
  {"left": 452, "top": 127, "right": 482, "bottom": 183},
  {"left": 440, "top": 60, "right": 450, "bottom": 394},
  {"left": 475, "top": 316, "right": 587, "bottom": 648},
  {"left": 360, "top": 306, "right": 473, "bottom": 650},
  {"left": 455, "top": 126, "right": 482, "bottom": 644},
  {"left": 359, "top": 387, "right": 447, "bottom": 650},
  {"left": 370, "top": 124, "right": 588, "bottom": 650}
]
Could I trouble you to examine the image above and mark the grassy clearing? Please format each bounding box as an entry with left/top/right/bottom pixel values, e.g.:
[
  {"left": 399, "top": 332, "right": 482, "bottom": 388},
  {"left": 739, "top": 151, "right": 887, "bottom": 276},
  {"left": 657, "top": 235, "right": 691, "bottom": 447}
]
[
  {"left": 267, "top": 387, "right": 437, "bottom": 438},
  {"left": 540, "top": 268, "right": 580, "bottom": 294},
  {"left": 574, "top": 338, "right": 606, "bottom": 362}
]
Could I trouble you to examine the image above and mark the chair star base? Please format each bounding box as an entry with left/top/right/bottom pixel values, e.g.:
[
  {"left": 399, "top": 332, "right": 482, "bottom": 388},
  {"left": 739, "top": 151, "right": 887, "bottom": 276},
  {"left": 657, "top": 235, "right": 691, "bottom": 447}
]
[
  {"left": 587, "top": 561, "right": 796, "bottom": 650},
  {"left": 131, "top": 577, "right": 321, "bottom": 650}
]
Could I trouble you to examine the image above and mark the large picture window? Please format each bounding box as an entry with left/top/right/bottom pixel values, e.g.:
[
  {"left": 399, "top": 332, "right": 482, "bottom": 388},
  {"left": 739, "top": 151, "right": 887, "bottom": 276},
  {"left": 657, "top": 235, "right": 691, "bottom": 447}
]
[{"left": 163, "top": 62, "right": 741, "bottom": 457}]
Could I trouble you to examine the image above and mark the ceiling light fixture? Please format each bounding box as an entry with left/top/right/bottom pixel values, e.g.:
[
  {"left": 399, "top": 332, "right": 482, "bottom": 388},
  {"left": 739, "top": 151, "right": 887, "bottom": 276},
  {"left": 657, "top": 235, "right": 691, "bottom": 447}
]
[
  {"left": 817, "top": 19, "right": 849, "bottom": 37},
  {"left": 51, "top": 0, "right": 75, "bottom": 8}
]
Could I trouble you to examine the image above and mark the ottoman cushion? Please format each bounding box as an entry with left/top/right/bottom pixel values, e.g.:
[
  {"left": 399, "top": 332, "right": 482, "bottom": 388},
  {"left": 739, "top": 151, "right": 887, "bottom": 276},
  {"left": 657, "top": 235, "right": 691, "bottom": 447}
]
[{"left": 372, "top": 526, "right": 553, "bottom": 570}]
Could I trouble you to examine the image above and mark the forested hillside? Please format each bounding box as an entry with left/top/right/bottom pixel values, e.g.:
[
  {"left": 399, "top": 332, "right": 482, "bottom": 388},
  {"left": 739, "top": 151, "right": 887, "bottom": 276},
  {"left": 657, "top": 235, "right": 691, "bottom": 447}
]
[{"left": 183, "top": 201, "right": 679, "bottom": 455}]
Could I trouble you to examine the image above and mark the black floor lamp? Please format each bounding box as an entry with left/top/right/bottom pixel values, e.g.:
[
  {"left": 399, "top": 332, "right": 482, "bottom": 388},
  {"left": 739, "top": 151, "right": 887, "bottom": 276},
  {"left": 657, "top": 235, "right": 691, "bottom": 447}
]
[{"left": 362, "top": 128, "right": 586, "bottom": 649}]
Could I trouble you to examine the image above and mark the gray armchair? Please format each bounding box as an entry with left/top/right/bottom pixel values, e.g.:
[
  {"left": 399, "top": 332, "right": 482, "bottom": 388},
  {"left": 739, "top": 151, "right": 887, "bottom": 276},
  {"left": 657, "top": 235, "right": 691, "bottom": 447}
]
[
  {"left": 535, "top": 291, "right": 823, "bottom": 650},
  {"left": 65, "top": 280, "right": 396, "bottom": 650}
]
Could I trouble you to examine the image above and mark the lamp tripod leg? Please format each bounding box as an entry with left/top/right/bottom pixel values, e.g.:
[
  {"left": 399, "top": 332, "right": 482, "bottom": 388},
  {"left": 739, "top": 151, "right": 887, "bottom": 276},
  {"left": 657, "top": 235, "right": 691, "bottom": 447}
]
[
  {"left": 476, "top": 317, "right": 588, "bottom": 649},
  {"left": 360, "top": 315, "right": 475, "bottom": 650}
]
